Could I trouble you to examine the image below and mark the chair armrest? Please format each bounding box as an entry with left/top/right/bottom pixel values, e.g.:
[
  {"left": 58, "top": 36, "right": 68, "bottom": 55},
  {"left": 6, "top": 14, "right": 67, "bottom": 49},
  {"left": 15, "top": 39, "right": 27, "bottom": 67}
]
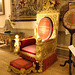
[
  {"left": 36, "top": 38, "right": 57, "bottom": 61},
  {"left": 14, "top": 36, "right": 36, "bottom": 54},
  {"left": 20, "top": 36, "right": 36, "bottom": 48}
]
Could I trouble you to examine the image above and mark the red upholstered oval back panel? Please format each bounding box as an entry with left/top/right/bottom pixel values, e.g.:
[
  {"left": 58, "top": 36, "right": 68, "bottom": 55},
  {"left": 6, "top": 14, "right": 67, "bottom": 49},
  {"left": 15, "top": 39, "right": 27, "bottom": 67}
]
[{"left": 38, "top": 17, "right": 53, "bottom": 41}]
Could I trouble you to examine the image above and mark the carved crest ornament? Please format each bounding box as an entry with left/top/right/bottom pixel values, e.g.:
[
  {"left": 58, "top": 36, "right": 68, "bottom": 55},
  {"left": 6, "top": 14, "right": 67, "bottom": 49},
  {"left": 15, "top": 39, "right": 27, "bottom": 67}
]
[{"left": 43, "top": 0, "right": 55, "bottom": 10}]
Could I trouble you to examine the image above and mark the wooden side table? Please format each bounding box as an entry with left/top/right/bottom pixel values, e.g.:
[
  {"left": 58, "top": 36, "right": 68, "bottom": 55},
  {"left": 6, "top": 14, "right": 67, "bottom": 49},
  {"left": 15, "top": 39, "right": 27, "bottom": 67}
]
[{"left": 0, "top": 32, "right": 23, "bottom": 51}]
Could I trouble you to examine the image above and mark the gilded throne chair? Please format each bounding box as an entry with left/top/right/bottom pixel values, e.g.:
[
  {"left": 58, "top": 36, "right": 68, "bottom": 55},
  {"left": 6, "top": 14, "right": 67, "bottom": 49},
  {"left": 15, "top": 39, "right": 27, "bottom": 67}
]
[{"left": 9, "top": 1, "right": 60, "bottom": 74}]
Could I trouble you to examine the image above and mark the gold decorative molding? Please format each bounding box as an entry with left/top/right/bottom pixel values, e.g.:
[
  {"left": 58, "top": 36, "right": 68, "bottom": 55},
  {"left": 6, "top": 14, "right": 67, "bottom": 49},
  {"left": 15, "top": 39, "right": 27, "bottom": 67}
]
[
  {"left": 14, "top": 35, "right": 20, "bottom": 54},
  {"left": 57, "top": 45, "right": 69, "bottom": 51},
  {"left": 20, "top": 51, "right": 36, "bottom": 58},
  {"left": 38, "top": 61, "right": 43, "bottom": 72},
  {"left": 43, "top": 0, "right": 55, "bottom": 10}
]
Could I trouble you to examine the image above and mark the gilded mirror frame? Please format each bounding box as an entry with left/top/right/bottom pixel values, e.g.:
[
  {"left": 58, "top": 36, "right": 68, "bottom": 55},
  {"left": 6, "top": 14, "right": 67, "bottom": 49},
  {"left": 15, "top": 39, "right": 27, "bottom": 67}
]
[{"left": 0, "top": 0, "right": 4, "bottom": 15}]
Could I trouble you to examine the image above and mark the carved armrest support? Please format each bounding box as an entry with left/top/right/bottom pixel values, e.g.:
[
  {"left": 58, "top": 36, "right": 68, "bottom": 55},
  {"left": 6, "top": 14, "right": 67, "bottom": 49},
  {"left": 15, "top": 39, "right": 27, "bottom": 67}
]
[
  {"left": 42, "top": 38, "right": 57, "bottom": 58},
  {"left": 14, "top": 41, "right": 21, "bottom": 54},
  {"left": 36, "top": 38, "right": 43, "bottom": 61},
  {"left": 36, "top": 38, "right": 57, "bottom": 61}
]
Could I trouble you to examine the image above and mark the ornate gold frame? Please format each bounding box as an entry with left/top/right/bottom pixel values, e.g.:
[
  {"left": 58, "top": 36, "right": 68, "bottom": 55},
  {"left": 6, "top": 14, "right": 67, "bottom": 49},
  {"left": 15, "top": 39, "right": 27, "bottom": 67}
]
[
  {"left": 10, "top": 0, "right": 43, "bottom": 21},
  {"left": 0, "top": 0, "right": 4, "bottom": 15}
]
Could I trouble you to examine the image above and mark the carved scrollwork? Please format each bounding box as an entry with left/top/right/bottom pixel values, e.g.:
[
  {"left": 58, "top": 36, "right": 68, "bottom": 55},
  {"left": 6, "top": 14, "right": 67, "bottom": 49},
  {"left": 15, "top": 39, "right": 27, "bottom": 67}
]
[
  {"left": 36, "top": 38, "right": 43, "bottom": 61},
  {"left": 20, "top": 68, "right": 26, "bottom": 75},
  {"left": 43, "top": 0, "right": 55, "bottom": 10},
  {"left": 38, "top": 61, "right": 43, "bottom": 72}
]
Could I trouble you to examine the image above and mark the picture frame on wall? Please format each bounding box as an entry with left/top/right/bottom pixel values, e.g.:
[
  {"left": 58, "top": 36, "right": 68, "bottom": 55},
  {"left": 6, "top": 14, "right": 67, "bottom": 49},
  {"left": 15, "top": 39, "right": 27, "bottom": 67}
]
[
  {"left": 10, "top": 0, "right": 43, "bottom": 21},
  {"left": 0, "top": 0, "right": 4, "bottom": 15}
]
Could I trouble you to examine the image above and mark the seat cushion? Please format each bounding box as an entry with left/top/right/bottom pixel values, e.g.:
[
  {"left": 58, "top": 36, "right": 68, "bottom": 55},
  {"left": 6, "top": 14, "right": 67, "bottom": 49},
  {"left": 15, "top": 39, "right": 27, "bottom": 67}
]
[
  {"left": 10, "top": 58, "right": 33, "bottom": 70},
  {"left": 21, "top": 45, "right": 36, "bottom": 55}
]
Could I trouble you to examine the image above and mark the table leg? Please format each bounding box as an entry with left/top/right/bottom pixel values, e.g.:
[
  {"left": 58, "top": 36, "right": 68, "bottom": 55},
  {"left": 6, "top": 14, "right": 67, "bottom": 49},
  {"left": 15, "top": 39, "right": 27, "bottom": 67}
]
[
  {"left": 5, "top": 40, "right": 8, "bottom": 45},
  {"left": 9, "top": 39, "right": 13, "bottom": 51}
]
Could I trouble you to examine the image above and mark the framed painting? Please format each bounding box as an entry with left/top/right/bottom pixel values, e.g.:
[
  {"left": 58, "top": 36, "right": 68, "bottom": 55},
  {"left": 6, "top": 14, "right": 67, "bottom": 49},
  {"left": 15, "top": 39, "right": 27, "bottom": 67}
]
[
  {"left": 0, "top": 0, "right": 4, "bottom": 15},
  {"left": 10, "top": 0, "right": 43, "bottom": 21}
]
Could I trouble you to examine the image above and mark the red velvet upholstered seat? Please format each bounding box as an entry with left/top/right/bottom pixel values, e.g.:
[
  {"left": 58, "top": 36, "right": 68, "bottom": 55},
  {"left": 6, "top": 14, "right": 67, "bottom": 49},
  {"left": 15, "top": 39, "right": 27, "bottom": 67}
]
[
  {"left": 10, "top": 58, "right": 33, "bottom": 70},
  {"left": 20, "top": 36, "right": 36, "bottom": 55},
  {"left": 21, "top": 45, "right": 36, "bottom": 55}
]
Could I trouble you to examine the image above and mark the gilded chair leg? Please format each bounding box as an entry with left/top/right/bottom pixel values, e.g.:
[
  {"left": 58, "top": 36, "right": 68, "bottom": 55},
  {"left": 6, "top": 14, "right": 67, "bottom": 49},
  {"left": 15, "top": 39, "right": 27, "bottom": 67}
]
[
  {"left": 38, "top": 61, "right": 43, "bottom": 72},
  {"left": 20, "top": 68, "right": 26, "bottom": 75},
  {"left": 33, "top": 62, "right": 37, "bottom": 73},
  {"left": 7, "top": 65, "right": 12, "bottom": 72}
]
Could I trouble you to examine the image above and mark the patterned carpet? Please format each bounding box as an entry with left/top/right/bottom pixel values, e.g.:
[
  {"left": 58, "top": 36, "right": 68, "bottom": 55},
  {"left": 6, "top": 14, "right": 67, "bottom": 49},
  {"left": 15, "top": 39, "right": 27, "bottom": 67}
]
[{"left": 0, "top": 45, "right": 75, "bottom": 75}]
